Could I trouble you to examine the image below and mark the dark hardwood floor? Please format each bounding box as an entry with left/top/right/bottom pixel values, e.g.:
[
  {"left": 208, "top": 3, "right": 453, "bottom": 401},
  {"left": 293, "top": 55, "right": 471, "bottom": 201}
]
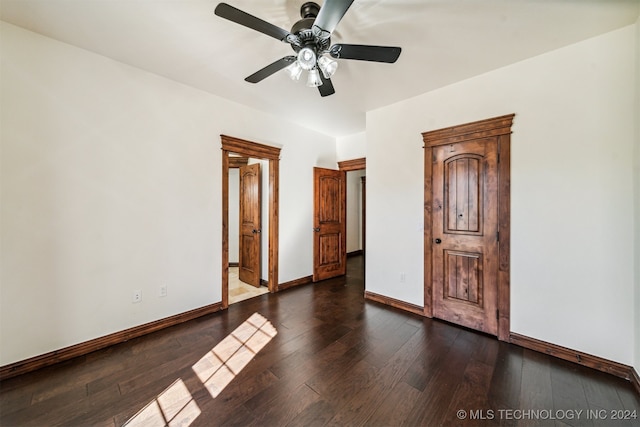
[{"left": 1, "top": 256, "right": 638, "bottom": 426}]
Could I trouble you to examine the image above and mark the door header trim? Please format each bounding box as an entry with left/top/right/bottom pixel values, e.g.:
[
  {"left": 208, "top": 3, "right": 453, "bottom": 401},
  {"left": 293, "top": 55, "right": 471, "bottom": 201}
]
[
  {"left": 422, "top": 114, "right": 515, "bottom": 147},
  {"left": 221, "top": 135, "right": 281, "bottom": 160},
  {"left": 338, "top": 157, "right": 366, "bottom": 171}
]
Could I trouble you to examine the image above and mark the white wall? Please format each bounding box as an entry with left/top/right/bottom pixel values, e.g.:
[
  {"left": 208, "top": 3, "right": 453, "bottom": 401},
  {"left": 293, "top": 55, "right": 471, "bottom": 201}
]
[
  {"left": 336, "top": 132, "right": 366, "bottom": 161},
  {"left": 0, "top": 22, "right": 335, "bottom": 365},
  {"left": 367, "top": 25, "right": 637, "bottom": 365}
]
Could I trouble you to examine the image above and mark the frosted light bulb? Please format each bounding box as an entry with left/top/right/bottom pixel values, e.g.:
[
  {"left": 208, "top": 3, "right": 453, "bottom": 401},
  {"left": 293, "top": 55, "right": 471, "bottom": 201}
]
[{"left": 297, "top": 47, "right": 317, "bottom": 71}]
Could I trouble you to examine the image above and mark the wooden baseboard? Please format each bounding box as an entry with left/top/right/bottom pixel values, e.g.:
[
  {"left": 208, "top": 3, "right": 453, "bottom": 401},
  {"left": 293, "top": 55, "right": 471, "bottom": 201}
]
[
  {"left": 510, "top": 333, "right": 636, "bottom": 383},
  {"left": 0, "top": 302, "right": 223, "bottom": 381},
  {"left": 347, "top": 250, "right": 363, "bottom": 258},
  {"left": 278, "top": 275, "right": 313, "bottom": 291},
  {"left": 364, "top": 291, "right": 424, "bottom": 316}
]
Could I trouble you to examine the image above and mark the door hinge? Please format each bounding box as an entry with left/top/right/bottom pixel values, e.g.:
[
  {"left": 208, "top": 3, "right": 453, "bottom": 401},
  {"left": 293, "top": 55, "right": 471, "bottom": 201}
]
[
  {"left": 496, "top": 309, "right": 499, "bottom": 320},
  {"left": 497, "top": 152, "right": 500, "bottom": 163},
  {"left": 496, "top": 231, "right": 499, "bottom": 242}
]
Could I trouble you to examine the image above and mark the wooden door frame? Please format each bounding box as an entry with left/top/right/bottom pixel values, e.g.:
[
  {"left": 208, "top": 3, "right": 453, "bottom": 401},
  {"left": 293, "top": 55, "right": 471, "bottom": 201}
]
[
  {"left": 422, "top": 115, "right": 514, "bottom": 341},
  {"left": 221, "top": 135, "right": 280, "bottom": 309}
]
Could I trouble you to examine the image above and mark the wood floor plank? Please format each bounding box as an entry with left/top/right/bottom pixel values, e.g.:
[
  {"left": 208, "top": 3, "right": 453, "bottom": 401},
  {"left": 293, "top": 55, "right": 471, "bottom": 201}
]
[
  {"left": 326, "top": 324, "right": 427, "bottom": 426},
  {"left": 252, "top": 383, "right": 321, "bottom": 426},
  {"left": 268, "top": 339, "right": 350, "bottom": 384},
  {"left": 365, "top": 380, "right": 422, "bottom": 426},
  {"left": 617, "top": 382, "right": 640, "bottom": 410},
  {"left": 307, "top": 358, "right": 379, "bottom": 409},
  {"left": 549, "top": 360, "right": 594, "bottom": 427},
  {"left": 443, "top": 359, "right": 496, "bottom": 426},
  {"left": 517, "top": 349, "right": 555, "bottom": 427},
  {"left": 403, "top": 330, "right": 483, "bottom": 426},
  {"left": 488, "top": 342, "right": 524, "bottom": 426},
  {"left": 401, "top": 322, "right": 461, "bottom": 392},
  {"left": 285, "top": 399, "right": 337, "bottom": 427}
]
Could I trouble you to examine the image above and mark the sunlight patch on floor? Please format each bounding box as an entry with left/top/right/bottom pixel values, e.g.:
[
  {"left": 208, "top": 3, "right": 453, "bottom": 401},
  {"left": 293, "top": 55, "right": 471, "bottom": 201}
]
[
  {"left": 123, "top": 312, "right": 276, "bottom": 427},
  {"left": 123, "top": 379, "right": 200, "bottom": 427},
  {"left": 193, "top": 312, "right": 277, "bottom": 398}
]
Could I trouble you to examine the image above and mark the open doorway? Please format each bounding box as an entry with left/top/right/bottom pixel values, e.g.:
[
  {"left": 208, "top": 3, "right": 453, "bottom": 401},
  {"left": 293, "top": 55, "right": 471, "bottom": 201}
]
[
  {"left": 339, "top": 158, "right": 366, "bottom": 281},
  {"left": 221, "top": 135, "right": 281, "bottom": 309},
  {"left": 345, "top": 169, "right": 365, "bottom": 257},
  {"left": 312, "top": 158, "right": 366, "bottom": 282},
  {"left": 228, "top": 157, "right": 270, "bottom": 304}
]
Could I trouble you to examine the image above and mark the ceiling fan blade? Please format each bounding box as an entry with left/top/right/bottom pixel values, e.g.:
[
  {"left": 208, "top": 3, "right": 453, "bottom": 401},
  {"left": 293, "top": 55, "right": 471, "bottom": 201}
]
[
  {"left": 245, "top": 56, "right": 296, "bottom": 83},
  {"left": 329, "top": 44, "right": 402, "bottom": 63},
  {"left": 318, "top": 73, "right": 335, "bottom": 97},
  {"left": 312, "top": 0, "right": 355, "bottom": 37},
  {"left": 215, "top": 3, "right": 292, "bottom": 42}
]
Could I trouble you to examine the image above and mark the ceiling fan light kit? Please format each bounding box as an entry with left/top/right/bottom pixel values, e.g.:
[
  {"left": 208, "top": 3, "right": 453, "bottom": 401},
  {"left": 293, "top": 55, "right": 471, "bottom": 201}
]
[
  {"left": 307, "top": 68, "right": 323, "bottom": 87},
  {"left": 297, "top": 47, "right": 317, "bottom": 70},
  {"left": 287, "top": 61, "right": 304, "bottom": 81},
  {"left": 214, "top": 0, "right": 402, "bottom": 97},
  {"left": 317, "top": 55, "right": 338, "bottom": 78}
]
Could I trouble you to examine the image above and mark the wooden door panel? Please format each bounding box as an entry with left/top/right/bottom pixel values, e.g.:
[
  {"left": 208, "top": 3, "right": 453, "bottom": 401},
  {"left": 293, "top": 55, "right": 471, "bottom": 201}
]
[
  {"left": 444, "top": 250, "right": 481, "bottom": 304},
  {"left": 313, "top": 167, "right": 346, "bottom": 281},
  {"left": 239, "top": 163, "right": 261, "bottom": 287},
  {"left": 432, "top": 139, "right": 498, "bottom": 335},
  {"left": 319, "top": 176, "right": 341, "bottom": 222},
  {"left": 445, "top": 156, "right": 482, "bottom": 233},
  {"left": 319, "top": 233, "right": 341, "bottom": 265},
  {"left": 240, "top": 235, "right": 255, "bottom": 272}
]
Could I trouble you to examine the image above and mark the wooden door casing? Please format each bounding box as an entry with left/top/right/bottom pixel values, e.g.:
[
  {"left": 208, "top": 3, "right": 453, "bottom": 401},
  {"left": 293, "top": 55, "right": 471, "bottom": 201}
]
[
  {"left": 221, "top": 135, "right": 280, "bottom": 309},
  {"left": 423, "top": 114, "right": 514, "bottom": 341},
  {"left": 313, "top": 167, "right": 347, "bottom": 281},
  {"left": 432, "top": 139, "right": 499, "bottom": 335},
  {"left": 239, "top": 163, "right": 261, "bottom": 287}
]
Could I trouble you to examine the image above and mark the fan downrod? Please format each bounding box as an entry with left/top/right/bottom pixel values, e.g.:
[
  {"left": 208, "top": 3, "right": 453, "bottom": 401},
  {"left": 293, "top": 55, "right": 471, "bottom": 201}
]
[
  {"left": 291, "top": 2, "right": 321, "bottom": 35},
  {"left": 300, "top": 2, "right": 320, "bottom": 19}
]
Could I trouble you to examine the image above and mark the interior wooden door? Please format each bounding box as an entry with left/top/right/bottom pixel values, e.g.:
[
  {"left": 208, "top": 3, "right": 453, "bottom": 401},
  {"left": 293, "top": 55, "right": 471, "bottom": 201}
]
[
  {"left": 239, "top": 163, "right": 261, "bottom": 287},
  {"left": 313, "top": 167, "right": 346, "bottom": 281},
  {"left": 431, "top": 138, "right": 499, "bottom": 335}
]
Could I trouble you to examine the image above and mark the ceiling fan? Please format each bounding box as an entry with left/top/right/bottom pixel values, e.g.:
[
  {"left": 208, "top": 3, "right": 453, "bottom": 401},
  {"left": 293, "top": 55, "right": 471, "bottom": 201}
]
[{"left": 214, "top": 0, "right": 402, "bottom": 97}]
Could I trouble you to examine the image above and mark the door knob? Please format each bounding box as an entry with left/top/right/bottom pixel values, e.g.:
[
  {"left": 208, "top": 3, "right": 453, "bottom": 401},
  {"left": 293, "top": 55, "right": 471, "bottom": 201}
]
[
  {"left": 313, "top": 227, "right": 320, "bottom": 232},
  {"left": 434, "top": 238, "right": 442, "bottom": 244},
  {"left": 252, "top": 229, "right": 261, "bottom": 234}
]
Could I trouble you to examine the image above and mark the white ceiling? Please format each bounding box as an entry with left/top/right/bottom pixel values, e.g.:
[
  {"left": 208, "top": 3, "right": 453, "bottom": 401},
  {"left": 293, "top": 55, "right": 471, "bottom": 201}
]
[{"left": 1, "top": 0, "right": 638, "bottom": 137}]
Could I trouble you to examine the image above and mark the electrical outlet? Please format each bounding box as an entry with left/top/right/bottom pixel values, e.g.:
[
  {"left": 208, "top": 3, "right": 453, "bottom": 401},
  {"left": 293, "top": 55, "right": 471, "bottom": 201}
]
[
  {"left": 132, "top": 290, "right": 141, "bottom": 303},
  {"left": 159, "top": 285, "right": 167, "bottom": 297}
]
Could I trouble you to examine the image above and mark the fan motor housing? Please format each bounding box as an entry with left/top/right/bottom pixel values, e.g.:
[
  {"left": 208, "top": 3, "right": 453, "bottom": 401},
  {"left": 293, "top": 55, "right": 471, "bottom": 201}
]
[{"left": 291, "top": 17, "right": 315, "bottom": 36}]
